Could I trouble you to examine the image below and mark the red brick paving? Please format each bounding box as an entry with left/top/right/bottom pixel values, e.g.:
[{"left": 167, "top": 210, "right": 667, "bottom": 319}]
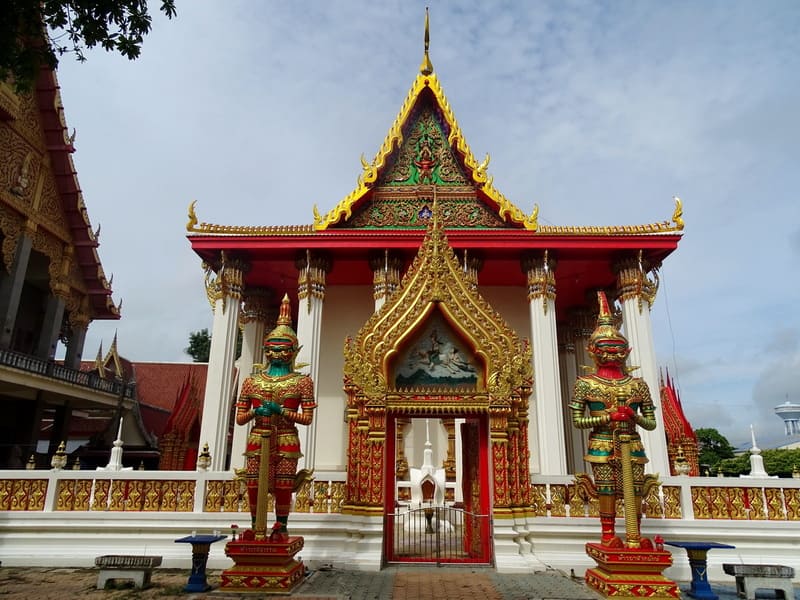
[{"left": 392, "top": 570, "right": 502, "bottom": 600}]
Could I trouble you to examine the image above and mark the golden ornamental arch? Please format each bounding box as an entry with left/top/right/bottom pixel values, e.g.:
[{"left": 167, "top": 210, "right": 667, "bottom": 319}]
[{"left": 342, "top": 209, "right": 533, "bottom": 516}]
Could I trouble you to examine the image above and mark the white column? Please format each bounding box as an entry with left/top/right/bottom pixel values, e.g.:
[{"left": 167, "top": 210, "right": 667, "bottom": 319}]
[
  {"left": 523, "top": 253, "right": 567, "bottom": 476},
  {"left": 558, "top": 327, "right": 582, "bottom": 474},
  {"left": 294, "top": 251, "right": 331, "bottom": 471},
  {"left": 198, "top": 256, "right": 246, "bottom": 471},
  {"left": 229, "top": 288, "right": 273, "bottom": 471},
  {"left": 453, "top": 418, "right": 464, "bottom": 504},
  {"left": 616, "top": 254, "right": 670, "bottom": 476},
  {"left": 566, "top": 308, "right": 595, "bottom": 474}
]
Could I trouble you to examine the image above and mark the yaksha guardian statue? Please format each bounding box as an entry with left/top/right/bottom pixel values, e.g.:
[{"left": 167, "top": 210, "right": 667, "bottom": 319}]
[
  {"left": 235, "top": 294, "right": 315, "bottom": 541},
  {"left": 570, "top": 291, "right": 656, "bottom": 547}
]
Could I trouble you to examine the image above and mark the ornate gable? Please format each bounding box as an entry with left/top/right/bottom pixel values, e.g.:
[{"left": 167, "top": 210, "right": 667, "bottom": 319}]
[
  {"left": 314, "top": 38, "right": 538, "bottom": 231},
  {"left": 346, "top": 92, "right": 509, "bottom": 230},
  {"left": 343, "top": 207, "right": 531, "bottom": 404},
  {"left": 379, "top": 98, "right": 469, "bottom": 187}
]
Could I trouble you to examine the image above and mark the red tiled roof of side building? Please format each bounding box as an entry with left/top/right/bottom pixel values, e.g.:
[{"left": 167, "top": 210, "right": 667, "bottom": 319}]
[
  {"left": 130, "top": 362, "right": 208, "bottom": 412},
  {"left": 139, "top": 403, "right": 172, "bottom": 439}
]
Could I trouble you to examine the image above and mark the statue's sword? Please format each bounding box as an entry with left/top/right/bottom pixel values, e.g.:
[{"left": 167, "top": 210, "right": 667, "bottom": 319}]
[
  {"left": 615, "top": 391, "right": 641, "bottom": 549},
  {"left": 254, "top": 424, "right": 271, "bottom": 540}
]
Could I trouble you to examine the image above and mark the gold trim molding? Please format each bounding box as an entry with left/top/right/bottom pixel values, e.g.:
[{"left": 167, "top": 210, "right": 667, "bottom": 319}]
[{"left": 186, "top": 201, "right": 313, "bottom": 235}]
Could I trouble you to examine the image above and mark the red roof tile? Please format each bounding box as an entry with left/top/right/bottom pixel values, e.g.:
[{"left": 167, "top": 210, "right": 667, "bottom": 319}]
[{"left": 131, "top": 362, "right": 208, "bottom": 412}]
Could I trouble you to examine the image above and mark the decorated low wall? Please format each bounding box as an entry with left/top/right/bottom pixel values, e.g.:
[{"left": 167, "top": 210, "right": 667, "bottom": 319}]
[{"left": 1, "top": 469, "right": 798, "bottom": 580}]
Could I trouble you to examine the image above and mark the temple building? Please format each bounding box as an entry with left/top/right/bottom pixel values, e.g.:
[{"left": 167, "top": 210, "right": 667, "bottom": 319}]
[
  {"left": 1, "top": 19, "right": 799, "bottom": 582},
  {"left": 0, "top": 69, "right": 125, "bottom": 467},
  {"left": 187, "top": 23, "right": 684, "bottom": 567}
]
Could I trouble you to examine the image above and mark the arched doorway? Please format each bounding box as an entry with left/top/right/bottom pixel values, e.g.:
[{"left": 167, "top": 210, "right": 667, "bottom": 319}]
[
  {"left": 384, "top": 412, "right": 492, "bottom": 564},
  {"left": 340, "top": 214, "right": 533, "bottom": 566}
]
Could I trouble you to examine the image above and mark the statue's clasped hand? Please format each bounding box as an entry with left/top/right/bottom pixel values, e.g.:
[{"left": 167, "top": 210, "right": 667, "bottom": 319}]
[
  {"left": 609, "top": 405, "right": 635, "bottom": 422},
  {"left": 254, "top": 401, "right": 283, "bottom": 417}
]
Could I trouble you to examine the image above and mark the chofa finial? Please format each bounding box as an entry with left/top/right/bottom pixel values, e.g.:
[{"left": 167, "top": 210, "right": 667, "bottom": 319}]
[{"left": 420, "top": 7, "right": 434, "bottom": 75}]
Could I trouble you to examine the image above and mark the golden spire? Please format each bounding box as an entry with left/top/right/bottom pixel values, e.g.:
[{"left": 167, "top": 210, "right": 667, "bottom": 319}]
[
  {"left": 277, "top": 293, "right": 292, "bottom": 326},
  {"left": 420, "top": 7, "right": 434, "bottom": 75}
]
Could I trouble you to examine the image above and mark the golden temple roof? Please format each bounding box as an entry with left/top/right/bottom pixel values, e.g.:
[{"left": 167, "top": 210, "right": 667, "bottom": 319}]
[
  {"left": 186, "top": 13, "right": 685, "bottom": 238},
  {"left": 312, "top": 15, "right": 538, "bottom": 232}
]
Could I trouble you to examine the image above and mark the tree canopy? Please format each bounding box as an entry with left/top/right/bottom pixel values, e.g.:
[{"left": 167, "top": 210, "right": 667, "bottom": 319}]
[
  {"left": 1, "top": 0, "right": 176, "bottom": 91},
  {"left": 695, "top": 428, "right": 736, "bottom": 474},
  {"left": 718, "top": 448, "right": 800, "bottom": 478},
  {"left": 185, "top": 328, "right": 210, "bottom": 363},
  {"left": 185, "top": 328, "right": 242, "bottom": 363}
]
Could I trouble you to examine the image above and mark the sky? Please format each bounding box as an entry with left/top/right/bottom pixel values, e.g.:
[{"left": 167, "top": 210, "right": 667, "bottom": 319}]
[{"left": 51, "top": 1, "right": 800, "bottom": 450}]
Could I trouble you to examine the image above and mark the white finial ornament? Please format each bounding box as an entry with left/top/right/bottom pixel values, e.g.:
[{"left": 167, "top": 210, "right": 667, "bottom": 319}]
[
  {"left": 97, "top": 416, "right": 133, "bottom": 472},
  {"left": 740, "top": 424, "right": 776, "bottom": 479}
]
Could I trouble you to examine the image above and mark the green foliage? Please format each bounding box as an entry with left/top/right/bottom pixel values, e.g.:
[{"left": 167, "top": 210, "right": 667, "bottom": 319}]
[
  {"left": 184, "top": 328, "right": 242, "bottom": 363},
  {"left": 718, "top": 448, "right": 800, "bottom": 478},
  {"left": 185, "top": 328, "right": 210, "bottom": 363},
  {"left": 715, "top": 454, "right": 750, "bottom": 477},
  {"left": 1, "top": 0, "right": 176, "bottom": 92},
  {"left": 695, "top": 428, "right": 736, "bottom": 472}
]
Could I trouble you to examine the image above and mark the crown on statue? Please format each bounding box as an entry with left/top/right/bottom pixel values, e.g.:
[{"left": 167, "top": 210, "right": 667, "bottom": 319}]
[
  {"left": 264, "top": 294, "right": 299, "bottom": 348},
  {"left": 588, "top": 291, "right": 630, "bottom": 363}
]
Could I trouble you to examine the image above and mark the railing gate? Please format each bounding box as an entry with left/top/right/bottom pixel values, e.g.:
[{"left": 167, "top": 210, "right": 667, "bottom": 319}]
[{"left": 385, "top": 505, "right": 491, "bottom": 564}]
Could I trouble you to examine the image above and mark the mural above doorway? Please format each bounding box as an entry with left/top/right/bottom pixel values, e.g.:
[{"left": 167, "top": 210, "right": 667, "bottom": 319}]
[{"left": 394, "top": 314, "right": 478, "bottom": 388}]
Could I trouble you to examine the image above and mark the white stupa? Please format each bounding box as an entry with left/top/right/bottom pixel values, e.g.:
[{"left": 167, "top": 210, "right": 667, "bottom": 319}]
[
  {"left": 739, "top": 424, "right": 777, "bottom": 479},
  {"left": 96, "top": 417, "right": 133, "bottom": 472}
]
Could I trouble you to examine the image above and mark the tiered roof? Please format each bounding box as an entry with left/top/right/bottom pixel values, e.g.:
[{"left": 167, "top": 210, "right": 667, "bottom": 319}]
[
  {"left": 187, "top": 19, "right": 683, "bottom": 239},
  {"left": 187, "top": 16, "right": 683, "bottom": 323}
]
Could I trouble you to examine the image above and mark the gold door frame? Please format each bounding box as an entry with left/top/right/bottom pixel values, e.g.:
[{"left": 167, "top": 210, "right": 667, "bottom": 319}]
[{"left": 341, "top": 213, "right": 533, "bottom": 519}]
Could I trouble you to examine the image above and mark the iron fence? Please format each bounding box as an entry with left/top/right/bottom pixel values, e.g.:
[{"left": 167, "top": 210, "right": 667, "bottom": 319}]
[{"left": 386, "top": 505, "right": 491, "bottom": 564}]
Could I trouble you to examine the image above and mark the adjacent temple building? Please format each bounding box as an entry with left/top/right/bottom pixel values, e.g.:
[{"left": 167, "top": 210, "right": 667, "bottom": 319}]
[
  {"left": 0, "top": 69, "right": 207, "bottom": 471},
  {"left": 0, "top": 67, "right": 126, "bottom": 466},
  {"left": 1, "top": 18, "right": 798, "bottom": 582}
]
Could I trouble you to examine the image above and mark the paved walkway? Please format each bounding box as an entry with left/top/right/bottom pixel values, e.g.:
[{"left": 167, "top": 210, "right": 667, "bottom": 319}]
[{"left": 0, "top": 565, "right": 798, "bottom": 599}]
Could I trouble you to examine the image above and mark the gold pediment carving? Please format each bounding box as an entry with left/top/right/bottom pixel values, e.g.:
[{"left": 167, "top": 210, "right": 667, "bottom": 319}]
[{"left": 344, "top": 208, "right": 532, "bottom": 402}]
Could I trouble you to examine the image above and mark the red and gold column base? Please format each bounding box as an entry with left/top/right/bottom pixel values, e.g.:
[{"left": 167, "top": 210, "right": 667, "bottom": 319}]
[
  {"left": 220, "top": 535, "right": 305, "bottom": 595},
  {"left": 585, "top": 542, "right": 680, "bottom": 598}
]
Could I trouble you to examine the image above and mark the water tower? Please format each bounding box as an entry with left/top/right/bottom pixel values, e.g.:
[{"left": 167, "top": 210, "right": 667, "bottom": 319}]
[{"left": 774, "top": 400, "right": 800, "bottom": 436}]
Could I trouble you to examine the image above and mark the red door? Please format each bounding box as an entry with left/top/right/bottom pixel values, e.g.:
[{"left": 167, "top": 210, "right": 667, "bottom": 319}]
[{"left": 461, "top": 418, "right": 491, "bottom": 561}]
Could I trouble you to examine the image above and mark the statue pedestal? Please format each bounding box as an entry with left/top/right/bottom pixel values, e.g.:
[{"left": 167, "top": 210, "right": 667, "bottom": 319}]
[
  {"left": 220, "top": 535, "right": 305, "bottom": 594},
  {"left": 584, "top": 542, "right": 680, "bottom": 599}
]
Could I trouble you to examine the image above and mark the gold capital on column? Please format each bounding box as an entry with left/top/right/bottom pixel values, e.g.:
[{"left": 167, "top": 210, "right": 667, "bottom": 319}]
[
  {"left": 68, "top": 309, "right": 91, "bottom": 331},
  {"left": 240, "top": 287, "right": 273, "bottom": 325},
  {"left": 615, "top": 251, "right": 660, "bottom": 314},
  {"left": 521, "top": 250, "right": 556, "bottom": 315},
  {"left": 203, "top": 251, "right": 249, "bottom": 314},
  {"left": 369, "top": 250, "right": 404, "bottom": 301},
  {"left": 459, "top": 249, "right": 483, "bottom": 292},
  {"left": 296, "top": 250, "right": 332, "bottom": 312}
]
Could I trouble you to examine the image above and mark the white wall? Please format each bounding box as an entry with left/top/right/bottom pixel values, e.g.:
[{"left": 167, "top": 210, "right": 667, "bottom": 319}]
[
  {"left": 476, "top": 286, "right": 530, "bottom": 342},
  {"left": 314, "top": 285, "right": 374, "bottom": 472}
]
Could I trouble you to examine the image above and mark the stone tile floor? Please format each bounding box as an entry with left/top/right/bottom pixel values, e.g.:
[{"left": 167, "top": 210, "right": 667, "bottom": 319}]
[{"left": 0, "top": 565, "right": 798, "bottom": 599}]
